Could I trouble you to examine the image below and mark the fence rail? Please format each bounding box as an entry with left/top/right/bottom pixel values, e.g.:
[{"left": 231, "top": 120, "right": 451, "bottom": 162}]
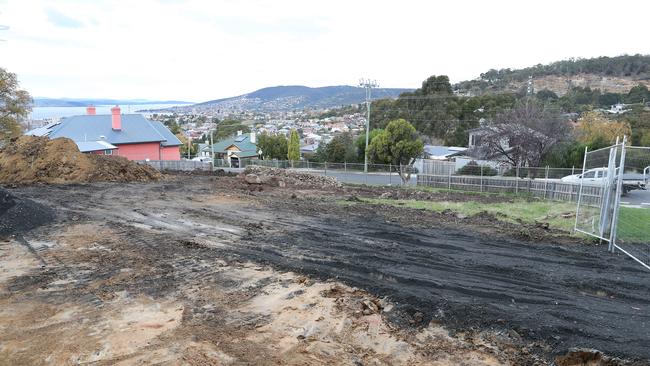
[
  {"left": 137, "top": 160, "right": 212, "bottom": 171},
  {"left": 417, "top": 160, "right": 602, "bottom": 204}
]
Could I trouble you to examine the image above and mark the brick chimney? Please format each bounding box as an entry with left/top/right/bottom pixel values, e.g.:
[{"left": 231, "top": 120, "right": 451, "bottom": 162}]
[
  {"left": 111, "top": 105, "right": 121, "bottom": 130},
  {"left": 86, "top": 105, "right": 96, "bottom": 115}
]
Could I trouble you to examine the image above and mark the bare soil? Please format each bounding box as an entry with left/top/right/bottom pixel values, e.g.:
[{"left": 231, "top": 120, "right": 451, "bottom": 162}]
[
  {"left": 1, "top": 175, "right": 648, "bottom": 365},
  {"left": 0, "top": 136, "right": 160, "bottom": 185}
]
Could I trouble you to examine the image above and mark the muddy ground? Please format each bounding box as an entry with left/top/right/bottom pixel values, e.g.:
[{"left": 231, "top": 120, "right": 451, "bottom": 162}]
[{"left": 1, "top": 175, "right": 649, "bottom": 365}]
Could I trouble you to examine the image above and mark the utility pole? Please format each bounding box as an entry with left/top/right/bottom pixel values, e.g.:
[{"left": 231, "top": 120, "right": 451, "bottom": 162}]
[
  {"left": 359, "top": 78, "right": 378, "bottom": 173},
  {"left": 210, "top": 129, "right": 214, "bottom": 170}
]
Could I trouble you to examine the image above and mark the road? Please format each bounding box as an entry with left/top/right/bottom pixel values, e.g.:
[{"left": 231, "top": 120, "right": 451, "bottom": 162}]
[{"left": 621, "top": 188, "right": 650, "bottom": 208}]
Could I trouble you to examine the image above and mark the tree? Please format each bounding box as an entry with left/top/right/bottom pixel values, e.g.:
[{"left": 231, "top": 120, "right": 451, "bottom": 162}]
[
  {"left": 355, "top": 128, "right": 383, "bottom": 162},
  {"left": 214, "top": 119, "right": 250, "bottom": 141},
  {"left": 257, "top": 133, "right": 287, "bottom": 160},
  {"left": 322, "top": 132, "right": 357, "bottom": 163},
  {"left": 368, "top": 119, "right": 423, "bottom": 184},
  {"left": 287, "top": 129, "right": 300, "bottom": 164},
  {"left": 1, "top": 67, "right": 32, "bottom": 144},
  {"left": 575, "top": 111, "right": 632, "bottom": 145},
  {"left": 625, "top": 84, "right": 650, "bottom": 104},
  {"left": 177, "top": 133, "right": 198, "bottom": 158},
  {"left": 536, "top": 89, "right": 558, "bottom": 101},
  {"left": 479, "top": 99, "right": 570, "bottom": 166}
]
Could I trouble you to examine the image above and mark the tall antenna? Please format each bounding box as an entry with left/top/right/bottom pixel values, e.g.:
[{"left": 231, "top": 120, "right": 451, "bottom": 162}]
[{"left": 359, "top": 78, "right": 378, "bottom": 173}]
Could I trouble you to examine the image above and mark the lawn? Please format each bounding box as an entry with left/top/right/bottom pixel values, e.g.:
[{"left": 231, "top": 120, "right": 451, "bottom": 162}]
[
  {"left": 346, "top": 197, "right": 579, "bottom": 232},
  {"left": 617, "top": 207, "right": 650, "bottom": 243}
]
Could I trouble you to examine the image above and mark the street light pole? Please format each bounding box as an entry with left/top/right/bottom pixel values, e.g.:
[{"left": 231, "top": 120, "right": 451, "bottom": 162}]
[{"left": 359, "top": 78, "right": 378, "bottom": 173}]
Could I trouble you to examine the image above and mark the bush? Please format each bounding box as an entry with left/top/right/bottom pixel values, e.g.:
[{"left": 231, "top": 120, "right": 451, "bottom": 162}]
[{"left": 457, "top": 161, "right": 498, "bottom": 176}]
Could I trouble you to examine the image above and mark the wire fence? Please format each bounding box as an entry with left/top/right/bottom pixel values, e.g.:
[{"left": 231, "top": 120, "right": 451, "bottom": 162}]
[
  {"left": 574, "top": 145, "right": 621, "bottom": 241},
  {"left": 612, "top": 146, "right": 650, "bottom": 269}
]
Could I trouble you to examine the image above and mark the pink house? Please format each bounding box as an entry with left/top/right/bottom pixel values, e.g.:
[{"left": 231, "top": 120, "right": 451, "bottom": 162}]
[{"left": 27, "top": 106, "right": 182, "bottom": 161}]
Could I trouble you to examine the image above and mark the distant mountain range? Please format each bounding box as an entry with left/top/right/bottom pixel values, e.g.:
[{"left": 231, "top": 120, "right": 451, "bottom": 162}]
[
  {"left": 34, "top": 98, "right": 193, "bottom": 108},
  {"left": 175, "top": 85, "right": 413, "bottom": 113}
]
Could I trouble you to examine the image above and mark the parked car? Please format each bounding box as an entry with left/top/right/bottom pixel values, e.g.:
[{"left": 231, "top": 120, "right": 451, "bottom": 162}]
[
  {"left": 560, "top": 168, "right": 609, "bottom": 183},
  {"left": 561, "top": 167, "right": 647, "bottom": 195}
]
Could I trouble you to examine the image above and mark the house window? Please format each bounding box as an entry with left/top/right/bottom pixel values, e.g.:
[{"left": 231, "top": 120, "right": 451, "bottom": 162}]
[{"left": 104, "top": 149, "right": 113, "bottom": 155}]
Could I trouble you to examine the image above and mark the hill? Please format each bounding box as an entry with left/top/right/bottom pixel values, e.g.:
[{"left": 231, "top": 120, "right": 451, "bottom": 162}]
[
  {"left": 34, "top": 98, "right": 193, "bottom": 107},
  {"left": 184, "top": 85, "right": 413, "bottom": 112},
  {"left": 455, "top": 54, "right": 650, "bottom": 96}
]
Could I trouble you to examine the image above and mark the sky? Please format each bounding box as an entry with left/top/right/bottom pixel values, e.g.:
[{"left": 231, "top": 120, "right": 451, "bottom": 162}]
[{"left": 1, "top": 0, "right": 649, "bottom": 102}]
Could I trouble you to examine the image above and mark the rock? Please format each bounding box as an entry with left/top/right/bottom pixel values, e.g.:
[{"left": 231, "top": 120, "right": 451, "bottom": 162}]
[
  {"left": 362, "top": 299, "right": 379, "bottom": 314},
  {"left": 346, "top": 195, "right": 362, "bottom": 202},
  {"left": 244, "top": 174, "right": 262, "bottom": 184},
  {"left": 455, "top": 213, "right": 468, "bottom": 219},
  {"left": 379, "top": 192, "right": 392, "bottom": 199}
]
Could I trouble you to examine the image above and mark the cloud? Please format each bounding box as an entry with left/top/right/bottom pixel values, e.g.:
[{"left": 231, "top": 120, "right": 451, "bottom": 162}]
[
  {"left": 45, "top": 8, "right": 84, "bottom": 28},
  {"left": 213, "top": 16, "right": 328, "bottom": 38}
]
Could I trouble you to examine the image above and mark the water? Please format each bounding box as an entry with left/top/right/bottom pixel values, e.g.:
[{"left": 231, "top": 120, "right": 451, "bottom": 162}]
[{"left": 30, "top": 104, "right": 184, "bottom": 120}]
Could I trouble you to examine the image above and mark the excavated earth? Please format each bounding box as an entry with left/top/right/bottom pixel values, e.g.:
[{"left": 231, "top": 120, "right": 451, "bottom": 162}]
[{"left": 1, "top": 174, "right": 649, "bottom": 365}]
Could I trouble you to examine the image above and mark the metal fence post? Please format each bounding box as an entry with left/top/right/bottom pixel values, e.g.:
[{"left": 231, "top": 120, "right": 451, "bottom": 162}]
[
  {"left": 344, "top": 161, "right": 347, "bottom": 172},
  {"left": 324, "top": 162, "right": 327, "bottom": 176},
  {"left": 573, "top": 146, "right": 589, "bottom": 234},
  {"left": 448, "top": 165, "right": 452, "bottom": 190},
  {"left": 480, "top": 165, "right": 484, "bottom": 192},
  {"left": 389, "top": 164, "right": 392, "bottom": 185},
  {"left": 608, "top": 137, "right": 627, "bottom": 253}
]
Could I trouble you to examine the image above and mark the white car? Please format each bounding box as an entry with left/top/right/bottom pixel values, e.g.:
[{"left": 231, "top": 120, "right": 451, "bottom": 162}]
[
  {"left": 561, "top": 167, "right": 647, "bottom": 195},
  {"left": 561, "top": 168, "right": 609, "bottom": 183}
]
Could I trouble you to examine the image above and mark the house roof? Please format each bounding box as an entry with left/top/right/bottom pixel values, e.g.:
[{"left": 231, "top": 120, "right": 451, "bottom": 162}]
[
  {"left": 204, "top": 134, "right": 257, "bottom": 154},
  {"left": 75, "top": 140, "right": 117, "bottom": 152},
  {"left": 423, "top": 145, "right": 467, "bottom": 158},
  {"left": 26, "top": 114, "right": 182, "bottom": 147}
]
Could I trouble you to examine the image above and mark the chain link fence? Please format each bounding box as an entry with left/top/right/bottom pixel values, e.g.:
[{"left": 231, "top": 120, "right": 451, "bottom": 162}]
[
  {"left": 574, "top": 144, "right": 621, "bottom": 241},
  {"left": 612, "top": 146, "right": 650, "bottom": 269}
]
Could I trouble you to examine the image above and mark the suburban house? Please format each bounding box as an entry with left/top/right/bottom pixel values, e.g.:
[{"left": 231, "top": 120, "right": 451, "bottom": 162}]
[
  {"left": 422, "top": 145, "right": 467, "bottom": 160},
  {"left": 201, "top": 131, "right": 259, "bottom": 167},
  {"left": 26, "top": 106, "right": 182, "bottom": 161}
]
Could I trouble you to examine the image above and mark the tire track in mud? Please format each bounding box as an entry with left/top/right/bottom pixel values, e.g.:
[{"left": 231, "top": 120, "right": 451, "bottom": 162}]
[
  {"left": 8, "top": 180, "right": 650, "bottom": 362},
  {"left": 217, "top": 205, "right": 650, "bottom": 362}
]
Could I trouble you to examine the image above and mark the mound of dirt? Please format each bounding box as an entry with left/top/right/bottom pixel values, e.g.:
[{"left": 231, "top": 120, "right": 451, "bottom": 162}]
[
  {"left": 0, "top": 188, "right": 54, "bottom": 236},
  {"left": 242, "top": 165, "right": 341, "bottom": 189},
  {"left": 0, "top": 136, "right": 161, "bottom": 184}
]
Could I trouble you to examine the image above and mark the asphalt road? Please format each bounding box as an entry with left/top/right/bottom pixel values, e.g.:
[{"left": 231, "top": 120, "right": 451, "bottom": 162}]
[{"left": 621, "top": 188, "right": 650, "bottom": 208}]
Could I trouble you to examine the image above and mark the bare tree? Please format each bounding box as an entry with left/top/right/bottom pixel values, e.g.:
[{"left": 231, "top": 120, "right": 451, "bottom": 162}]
[{"left": 474, "top": 99, "right": 570, "bottom": 167}]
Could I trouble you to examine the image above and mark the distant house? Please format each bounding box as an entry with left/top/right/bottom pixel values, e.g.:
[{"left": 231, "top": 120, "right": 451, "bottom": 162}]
[
  {"left": 300, "top": 143, "right": 319, "bottom": 158},
  {"left": 467, "top": 125, "right": 513, "bottom": 161},
  {"left": 201, "top": 131, "right": 259, "bottom": 167},
  {"left": 26, "top": 106, "right": 182, "bottom": 161},
  {"left": 422, "top": 145, "right": 467, "bottom": 160}
]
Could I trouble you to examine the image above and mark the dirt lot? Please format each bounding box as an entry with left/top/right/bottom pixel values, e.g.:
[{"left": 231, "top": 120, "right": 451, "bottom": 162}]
[{"left": 1, "top": 175, "right": 649, "bottom": 365}]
